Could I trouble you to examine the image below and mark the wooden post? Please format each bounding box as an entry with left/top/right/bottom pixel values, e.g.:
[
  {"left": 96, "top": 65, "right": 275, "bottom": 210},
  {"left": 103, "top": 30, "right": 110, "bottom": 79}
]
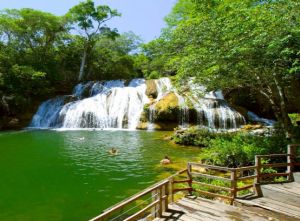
[
  {"left": 255, "top": 156, "right": 261, "bottom": 184},
  {"left": 254, "top": 156, "right": 262, "bottom": 197},
  {"left": 151, "top": 189, "right": 157, "bottom": 218},
  {"left": 187, "top": 163, "right": 193, "bottom": 195},
  {"left": 230, "top": 169, "right": 237, "bottom": 203},
  {"left": 158, "top": 186, "right": 163, "bottom": 217},
  {"left": 164, "top": 182, "right": 169, "bottom": 212},
  {"left": 287, "top": 144, "right": 295, "bottom": 182},
  {"left": 169, "top": 177, "right": 174, "bottom": 203}
]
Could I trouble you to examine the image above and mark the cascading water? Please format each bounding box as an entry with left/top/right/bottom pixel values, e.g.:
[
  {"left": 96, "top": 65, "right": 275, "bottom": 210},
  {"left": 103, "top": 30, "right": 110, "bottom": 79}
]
[
  {"left": 187, "top": 81, "right": 245, "bottom": 129},
  {"left": 30, "top": 77, "right": 246, "bottom": 130},
  {"left": 175, "top": 93, "right": 189, "bottom": 128},
  {"left": 147, "top": 106, "right": 156, "bottom": 131},
  {"left": 30, "top": 96, "right": 67, "bottom": 128},
  {"left": 30, "top": 79, "right": 149, "bottom": 129}
]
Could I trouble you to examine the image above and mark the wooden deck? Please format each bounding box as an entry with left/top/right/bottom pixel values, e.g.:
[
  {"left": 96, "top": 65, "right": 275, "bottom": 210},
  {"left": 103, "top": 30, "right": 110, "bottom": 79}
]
[
  {"left": 235, "top": 172, "right": 300, "bottom": 220},
  {"left": 90, "top": 145, "right": 300, "bottom": 221},
  {"left": 155, "top": 173, "right": 300, "bottom": 221},
  {"left": 155, "top": 196, "right": 273, "bottom": 221}
]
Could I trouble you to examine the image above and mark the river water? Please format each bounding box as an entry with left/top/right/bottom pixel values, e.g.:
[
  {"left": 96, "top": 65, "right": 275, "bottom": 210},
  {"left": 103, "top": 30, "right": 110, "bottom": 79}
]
[{"left": 0, "top": 130, "right": 199, "bottom": 221}]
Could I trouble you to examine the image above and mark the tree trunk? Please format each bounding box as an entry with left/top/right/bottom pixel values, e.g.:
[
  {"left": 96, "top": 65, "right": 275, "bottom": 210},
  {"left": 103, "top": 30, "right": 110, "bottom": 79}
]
[
  {"left": 258, "top": 88, "right": 293, "bottom": 139},
  {"left": 274, "top": 76, "right": 294, "bottom": 139},
  {"left": 78, "top": 47, "right": 87, "bottom": 81}
]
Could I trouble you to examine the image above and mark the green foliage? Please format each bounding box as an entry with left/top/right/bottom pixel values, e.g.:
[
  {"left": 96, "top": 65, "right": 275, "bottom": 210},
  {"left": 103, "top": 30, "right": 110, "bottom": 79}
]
[
  {"left": 200, "top": 131, "right": 288, "bottom": 167},
  {"left": 145, "top": 0, "right": 300, "bottom": 135},
  {"left": 289, "top": 113, "right": 300, "bottom": 126},
  {"left": 67, "top": 0, "right": 120, "bottom": 32},
  {"left": 0, "top": 3, "right": 142, "bottom": 124},
  {"left": 172, "top": 127, "right": 227, "bottom": 147},
  {"left": 67, "top": 0, "right": 121, "bottom": 80},
  {"left": 147, "top": 71, "right": 161, "bottom": 80},
  {"left": 237, "top": 181, "right": 252, "bottom": 196}
]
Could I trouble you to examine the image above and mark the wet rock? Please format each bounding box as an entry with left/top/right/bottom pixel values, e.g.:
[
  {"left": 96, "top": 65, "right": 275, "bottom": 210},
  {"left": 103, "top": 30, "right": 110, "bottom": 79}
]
[
  {"left": 8, "top": 118, "right": 20, "bottom": 127},
  {"left": 154, "top": 92, "right": 179, "bottom": 122},
  {"left": 145, "top": 80, "right": 158, "bottom": 99},
  {"left": 136, "top": 122, "right": 148, "bottom": 130}
]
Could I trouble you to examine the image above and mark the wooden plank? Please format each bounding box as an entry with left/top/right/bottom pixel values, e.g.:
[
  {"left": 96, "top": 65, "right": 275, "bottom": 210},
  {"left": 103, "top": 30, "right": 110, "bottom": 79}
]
[
  {"left": 260, "top": 162, "right": 291, "bottom": 168},
  {"left": 261, "top": 187, "right": 300, "bottom": 207},
  {"left": 251, "top": 197, "right": 300, "bottom": 218},
  {"left": 194, "top": 189, "right": 233, "bottom": 201},
  {"left": 170, "top": 201, "right": 219, "bottom": 221},
  {"left": 236, "top": 184, "right": 254, "bottom": 191},
  {"left": 262, "top": 183, "right": 300, "bottom": 196},
  {"left": 191, "top": 172, "right": 231, "bottom": 182},
  {"left": 235, "top": 165, "right": 257, "bottom": 172},
  {"left": 180, "top": 197, "right": 270, "bottom": 221},
  {"left": 173, "top": 179, "right": 191, "bottom": 184},
  {"left": 235, "top": 198, "right": 300, "bottom": 220},
  {"left": 173, "top": 187, "right": 193, "bottom": 193},
  {"left": 237, "top": 174, "right": 257, "bottom": 181},
  {"left": 260, "top": 172, "right": 289, "bottom": 178},
  {"left": 192, "top": 180, "right": 232, "bottom": 192}
]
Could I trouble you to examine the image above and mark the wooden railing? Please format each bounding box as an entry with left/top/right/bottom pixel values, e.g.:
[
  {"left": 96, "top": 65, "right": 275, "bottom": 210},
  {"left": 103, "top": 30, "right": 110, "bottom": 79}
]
[
  {"left": 90, "top": 169, "right": 191, "bottom": 221},
  {"left": 90, "top": 144, "right": 300, "bottom": 220},
  {"left": 188, "top": 144, "right": 300, "bottom": 202},
  {"left": 256, "top": 144, "right": 300, "bottom": 183}
]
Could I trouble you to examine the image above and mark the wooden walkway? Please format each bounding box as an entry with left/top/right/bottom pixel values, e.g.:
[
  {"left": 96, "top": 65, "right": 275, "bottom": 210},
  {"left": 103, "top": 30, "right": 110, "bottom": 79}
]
[
  {"left": 155, "top": 173, "right": 300, "bottom": 221},
  {"left": 90, "top": 145, "right": 300, "bottom": 221},
  {"left": 236, "top": 172, "right": 300, "bottom": 220},
  {"left": 156, "top": 196, "right": 273, "bottom": 221}
]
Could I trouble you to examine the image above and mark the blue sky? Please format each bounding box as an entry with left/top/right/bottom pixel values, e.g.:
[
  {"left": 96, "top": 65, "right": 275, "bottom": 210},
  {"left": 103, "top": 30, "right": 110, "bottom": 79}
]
[{"left": 0, "top": 0, "right": 176, "bottom": 42}]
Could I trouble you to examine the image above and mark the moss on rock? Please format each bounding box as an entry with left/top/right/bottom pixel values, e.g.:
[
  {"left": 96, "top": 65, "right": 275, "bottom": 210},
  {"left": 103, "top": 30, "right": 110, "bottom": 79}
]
[
  {"left": 136, "top": 122, "right": 148, "bottom": 130},
  {"left": 154, "top": 92, "right": 179, "bottom": 122}
]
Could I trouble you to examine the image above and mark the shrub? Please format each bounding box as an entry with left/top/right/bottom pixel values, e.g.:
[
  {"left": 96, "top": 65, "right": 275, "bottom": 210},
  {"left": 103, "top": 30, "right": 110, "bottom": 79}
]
[
  {"left": 200, "top": 131, "right": 288, "bottom": 167},
  {"left": 147, "top": 71, "right": 160, "bottom": 79}
]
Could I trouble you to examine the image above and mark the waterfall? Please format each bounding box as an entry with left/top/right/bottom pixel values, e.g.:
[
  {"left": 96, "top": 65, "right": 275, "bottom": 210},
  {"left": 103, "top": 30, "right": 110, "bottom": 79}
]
[
  {"left": 175, "top": 93, "right": 189, "bottom": 128},
  {"left": 147, "top": 105, "right": 156, "bottom": 130},
  {"left": 187, "top": 80, "right": 245, "bottom": 130},
  {"left": 30, "top": 77, "right": 246, "bottom": 130},
  {"left": 30, "top": 79, "right": 149, "bottom": 129},
  {"left": 29, "top": 96, "right": 67, "bottom": 128},
  {"left": 247, "top": 111, "right": 275, "bottom": 126},
  {"left": 155, "top": 77, "right": 173, "bottom": 100}
]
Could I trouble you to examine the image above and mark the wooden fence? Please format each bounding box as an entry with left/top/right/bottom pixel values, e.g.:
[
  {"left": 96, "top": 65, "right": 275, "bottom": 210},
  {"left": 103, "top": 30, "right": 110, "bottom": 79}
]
[
  {"left": 90, "top": 169, "right": 191, "bottom": 221},
  {"left": 90, "top": 144, "right": 300, "bottom": 221}
]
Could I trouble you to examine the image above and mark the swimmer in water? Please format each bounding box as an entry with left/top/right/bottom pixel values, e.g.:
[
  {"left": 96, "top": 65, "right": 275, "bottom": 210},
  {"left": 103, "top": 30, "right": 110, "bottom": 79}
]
[
  {"left": 109, "top": 147, "right": 118, "bottom": 155},
  {"left": 160, "top": 156, "right": 171, "bottom": 165}
]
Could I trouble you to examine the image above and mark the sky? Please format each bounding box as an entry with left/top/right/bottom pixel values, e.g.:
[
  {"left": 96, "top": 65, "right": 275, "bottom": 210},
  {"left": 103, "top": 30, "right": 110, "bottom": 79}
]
[{"left": 0, "top": 0, "right": 177, "bottom": 42}]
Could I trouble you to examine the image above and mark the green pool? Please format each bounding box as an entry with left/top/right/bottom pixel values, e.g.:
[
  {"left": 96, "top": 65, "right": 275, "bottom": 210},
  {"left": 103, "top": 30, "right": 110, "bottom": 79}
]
[{"left": 0, "top": 130, "right": 199, "bottom": 221}]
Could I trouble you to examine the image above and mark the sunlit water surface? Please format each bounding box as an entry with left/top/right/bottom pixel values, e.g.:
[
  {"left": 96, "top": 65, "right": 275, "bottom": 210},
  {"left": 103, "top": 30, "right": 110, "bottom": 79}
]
[{"left": 0, "top": 130, "right": 199, "bottom": 221}]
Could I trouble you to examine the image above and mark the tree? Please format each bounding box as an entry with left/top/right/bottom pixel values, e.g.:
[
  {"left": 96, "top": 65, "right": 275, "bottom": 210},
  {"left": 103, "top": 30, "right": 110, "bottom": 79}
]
[
  {"left": 0, "top": 8, "right": 68, "bottom": 82},
  {"left": 146, "top": 0, "right": 300, "bottom": 138},
  {"left": 88, "top": 32, "right": 142, "bottom": 80},
  {"left": 67, "top": 0, "right": 120, "bottom": 81}
]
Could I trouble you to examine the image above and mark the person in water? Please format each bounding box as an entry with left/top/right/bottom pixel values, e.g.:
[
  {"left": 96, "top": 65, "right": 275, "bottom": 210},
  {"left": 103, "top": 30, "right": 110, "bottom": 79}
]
[
  {"left": 109, "top": 147, "right": 118, "bottom": 155},
  {"left": 160, "top": 156, "right": 171, "bottom": 165}
]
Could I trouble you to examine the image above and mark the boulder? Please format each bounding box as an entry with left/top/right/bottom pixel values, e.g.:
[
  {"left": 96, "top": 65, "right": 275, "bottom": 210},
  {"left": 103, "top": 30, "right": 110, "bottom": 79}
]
[
  {"left": 145, "top": 80, "right": 158, "bottom": 99},
  {"left": 154, "top": 92, "right": 179, "bottom": 122}
]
